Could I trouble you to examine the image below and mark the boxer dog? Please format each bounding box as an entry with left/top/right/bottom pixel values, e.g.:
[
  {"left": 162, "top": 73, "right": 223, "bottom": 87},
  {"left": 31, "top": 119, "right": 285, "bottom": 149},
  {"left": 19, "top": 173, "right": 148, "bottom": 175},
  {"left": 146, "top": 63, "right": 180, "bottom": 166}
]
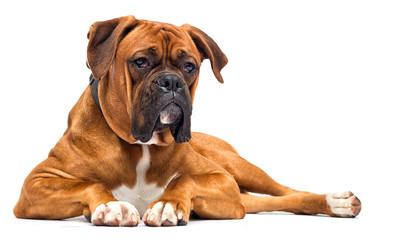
[{"left": 14, "top": 15, "right": 361, "bottom": 226}]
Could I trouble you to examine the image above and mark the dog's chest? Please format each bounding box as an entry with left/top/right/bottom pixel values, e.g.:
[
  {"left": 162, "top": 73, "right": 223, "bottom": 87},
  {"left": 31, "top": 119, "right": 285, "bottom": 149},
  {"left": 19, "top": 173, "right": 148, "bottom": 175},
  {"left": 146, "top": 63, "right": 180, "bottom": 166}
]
[{"left": 111, "top": 145, "right": 175, "bottom": 216}]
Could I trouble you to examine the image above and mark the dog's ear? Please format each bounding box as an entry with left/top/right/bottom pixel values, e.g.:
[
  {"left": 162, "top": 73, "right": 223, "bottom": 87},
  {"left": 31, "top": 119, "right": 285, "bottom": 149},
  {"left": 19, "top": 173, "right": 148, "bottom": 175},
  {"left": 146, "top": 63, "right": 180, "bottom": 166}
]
[
  {"left": 182, "top": 24, "right": 228, "bottom": 83},
  {"left": 87, "top": 16, "right": 138, "bottom": 80}
]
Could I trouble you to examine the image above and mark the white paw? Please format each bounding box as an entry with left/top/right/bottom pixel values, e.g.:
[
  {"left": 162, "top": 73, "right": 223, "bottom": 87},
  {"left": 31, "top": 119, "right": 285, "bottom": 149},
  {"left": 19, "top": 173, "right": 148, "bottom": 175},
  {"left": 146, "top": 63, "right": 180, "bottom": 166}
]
[
  {"left": 143, "top": 202, "right": 187, "bottom": 227},
  {"left": 91, "top": 201, "right": 140, "bottom": 226},
  {"left": 326, "top": 191, "right": 361, "bottom": 217}
]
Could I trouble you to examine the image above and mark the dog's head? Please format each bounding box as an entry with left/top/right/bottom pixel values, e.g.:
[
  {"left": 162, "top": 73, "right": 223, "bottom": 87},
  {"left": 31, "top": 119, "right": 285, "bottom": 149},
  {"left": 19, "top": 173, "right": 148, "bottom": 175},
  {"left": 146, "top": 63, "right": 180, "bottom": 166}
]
[{"left": 86, "top": 16, "right": 227, "bottom": 145}]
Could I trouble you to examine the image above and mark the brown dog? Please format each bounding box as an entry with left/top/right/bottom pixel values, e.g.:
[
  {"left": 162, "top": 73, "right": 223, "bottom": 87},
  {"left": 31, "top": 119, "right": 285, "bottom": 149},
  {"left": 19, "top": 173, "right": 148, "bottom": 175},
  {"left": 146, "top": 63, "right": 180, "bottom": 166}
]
[{"left": 14, "top": 15, "right": 361, "bottom": 226}]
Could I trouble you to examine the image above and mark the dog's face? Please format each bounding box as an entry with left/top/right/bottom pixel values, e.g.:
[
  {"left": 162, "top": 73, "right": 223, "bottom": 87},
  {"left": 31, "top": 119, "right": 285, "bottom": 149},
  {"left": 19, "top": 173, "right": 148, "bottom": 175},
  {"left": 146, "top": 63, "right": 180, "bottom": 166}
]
[
  {"left": 123, "top": 21, "right": 201, "bottom": 143},
  {"left": 86, "top": 16, "right": 227, "bottom": 144}
]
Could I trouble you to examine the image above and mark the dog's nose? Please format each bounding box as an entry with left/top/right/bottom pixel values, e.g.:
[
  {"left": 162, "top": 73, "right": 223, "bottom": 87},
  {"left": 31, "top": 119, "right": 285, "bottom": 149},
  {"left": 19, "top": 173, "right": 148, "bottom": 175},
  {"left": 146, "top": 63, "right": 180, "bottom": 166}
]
[{"left": 157, "top": 74, "right": 183, "bottom": 92}]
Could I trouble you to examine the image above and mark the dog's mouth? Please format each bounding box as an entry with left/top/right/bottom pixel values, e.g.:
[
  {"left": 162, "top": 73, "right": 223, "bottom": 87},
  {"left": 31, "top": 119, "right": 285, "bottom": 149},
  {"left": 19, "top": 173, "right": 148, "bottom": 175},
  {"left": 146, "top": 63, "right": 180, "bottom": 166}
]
[{"left": 132, "top": 91, "right": 192, "bottom": 144}]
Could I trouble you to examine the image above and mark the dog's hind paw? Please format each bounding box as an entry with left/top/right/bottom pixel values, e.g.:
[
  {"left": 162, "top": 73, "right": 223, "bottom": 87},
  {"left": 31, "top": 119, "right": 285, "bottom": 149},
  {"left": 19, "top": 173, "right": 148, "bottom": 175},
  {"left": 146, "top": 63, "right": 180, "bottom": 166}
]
[{"left": 326, "top": 191, "right": 361, "bottom": 217}]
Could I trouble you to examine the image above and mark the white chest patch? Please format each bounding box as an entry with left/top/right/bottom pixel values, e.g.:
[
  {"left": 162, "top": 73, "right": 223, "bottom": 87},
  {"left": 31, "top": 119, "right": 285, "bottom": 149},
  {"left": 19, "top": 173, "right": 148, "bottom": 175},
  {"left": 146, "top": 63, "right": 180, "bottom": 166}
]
[{"left": 111, "top": 145, "right": 175, "bottom": 217}]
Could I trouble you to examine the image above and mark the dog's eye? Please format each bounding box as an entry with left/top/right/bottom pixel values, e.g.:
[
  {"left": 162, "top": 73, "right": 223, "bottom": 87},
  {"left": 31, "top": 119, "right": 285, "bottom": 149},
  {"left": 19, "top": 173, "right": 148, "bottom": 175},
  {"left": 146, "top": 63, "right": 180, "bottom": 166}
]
[
  {"left": 134, "top": 57, "right": 149, "bottom": 69},
  {"left": 182, "top": 62, "right": 196, "bottom": 73}
]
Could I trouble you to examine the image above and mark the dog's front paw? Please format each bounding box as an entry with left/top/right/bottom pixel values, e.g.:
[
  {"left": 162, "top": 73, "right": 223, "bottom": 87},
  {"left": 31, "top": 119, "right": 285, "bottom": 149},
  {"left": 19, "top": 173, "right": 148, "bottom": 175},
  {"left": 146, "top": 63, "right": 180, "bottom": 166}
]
[
  {"left": 326, "top": 191, "right": 361, "bottom": 217},
  {"left": 143, "top": 201, "right": 188, "bottom": 227},
  {"left": 91, "top": 201, "right": 140, "bottom": 226}
]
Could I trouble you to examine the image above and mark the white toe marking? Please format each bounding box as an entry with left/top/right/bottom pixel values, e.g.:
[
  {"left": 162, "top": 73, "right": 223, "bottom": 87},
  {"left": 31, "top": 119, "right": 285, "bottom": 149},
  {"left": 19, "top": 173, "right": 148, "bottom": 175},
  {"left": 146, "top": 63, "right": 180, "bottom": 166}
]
[
  {"left": 331, "top": 207, "right": 353, "bottom": 216},
  {"left": 177, "top": 210, "right": 184, "bottom": 220},
  {"left": 328, "top": 191, "right": 351, "bottom": 199},
  {"left": 148, "top": 202, "right": 164, "bottom": 226},
  {"left": 144, "top": 202, "right": 187, "bottom": 226},
  {"left": 91, "top": 204, "right": 106, "bottom": 225},
  {"left": 161, "top": 203, "right": 177, "bottom": 225},
  {"left": 326, "top": 191, "right": 354, "bottom": 217},
  {"left": 91, "top": 201, "right": 140, "bottom": 226}
]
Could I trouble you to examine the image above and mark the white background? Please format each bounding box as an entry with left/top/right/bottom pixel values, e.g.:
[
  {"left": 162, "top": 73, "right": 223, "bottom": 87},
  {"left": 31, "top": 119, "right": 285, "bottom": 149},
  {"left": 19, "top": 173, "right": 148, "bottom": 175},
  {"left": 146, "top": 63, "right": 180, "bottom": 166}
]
[{"left": 0, "top": 0, "right": 397, "bottom": 239}]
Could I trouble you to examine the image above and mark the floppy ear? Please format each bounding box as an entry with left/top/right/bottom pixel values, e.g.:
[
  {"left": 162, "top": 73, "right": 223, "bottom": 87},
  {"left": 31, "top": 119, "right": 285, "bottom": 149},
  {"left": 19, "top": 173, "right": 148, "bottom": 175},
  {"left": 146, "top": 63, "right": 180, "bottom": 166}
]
[
  {"left": 87, "top": 16, "right": 138, "bottom": 80},
  {"left": 182, "top": 24, "right": 228, "bottom": 83}
]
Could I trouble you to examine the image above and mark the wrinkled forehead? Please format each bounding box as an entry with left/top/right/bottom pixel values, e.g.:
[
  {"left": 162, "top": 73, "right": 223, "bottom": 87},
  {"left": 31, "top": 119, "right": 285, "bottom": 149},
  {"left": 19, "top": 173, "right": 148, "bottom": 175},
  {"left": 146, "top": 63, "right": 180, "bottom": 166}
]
[{"left": 117, "top": 20, "right": 200, "bottom": 62}]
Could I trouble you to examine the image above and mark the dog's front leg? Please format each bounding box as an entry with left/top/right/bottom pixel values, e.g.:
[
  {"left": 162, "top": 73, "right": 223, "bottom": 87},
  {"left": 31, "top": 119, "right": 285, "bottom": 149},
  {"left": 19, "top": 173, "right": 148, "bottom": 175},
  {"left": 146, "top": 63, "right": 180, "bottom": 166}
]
[
  {"left": 143, "top": 172, "right": 246, "bottom": 227},
  {"left": 14, "top": 169, "right": 140, "bottom": 226}
]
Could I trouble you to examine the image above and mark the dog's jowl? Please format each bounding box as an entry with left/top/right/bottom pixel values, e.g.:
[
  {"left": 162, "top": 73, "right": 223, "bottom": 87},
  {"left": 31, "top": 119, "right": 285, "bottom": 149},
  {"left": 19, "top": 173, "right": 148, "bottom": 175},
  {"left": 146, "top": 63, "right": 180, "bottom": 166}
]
[{"left": 14, "top": 15, "right": 361, "bottom": 227}]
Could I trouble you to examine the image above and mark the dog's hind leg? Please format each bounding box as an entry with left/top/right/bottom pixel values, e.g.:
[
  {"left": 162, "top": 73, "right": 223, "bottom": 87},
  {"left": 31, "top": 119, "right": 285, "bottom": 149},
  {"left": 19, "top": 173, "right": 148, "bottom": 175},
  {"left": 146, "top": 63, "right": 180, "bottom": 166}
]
[
  {"left": 188, "top": 133, "right": 301, "bottom": 196},
  {"left": 221, "top": 152, "right": 304, "bottom": 196},
  {"left": 240, "top": 192, "right": 361, "bottom": 217}
]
